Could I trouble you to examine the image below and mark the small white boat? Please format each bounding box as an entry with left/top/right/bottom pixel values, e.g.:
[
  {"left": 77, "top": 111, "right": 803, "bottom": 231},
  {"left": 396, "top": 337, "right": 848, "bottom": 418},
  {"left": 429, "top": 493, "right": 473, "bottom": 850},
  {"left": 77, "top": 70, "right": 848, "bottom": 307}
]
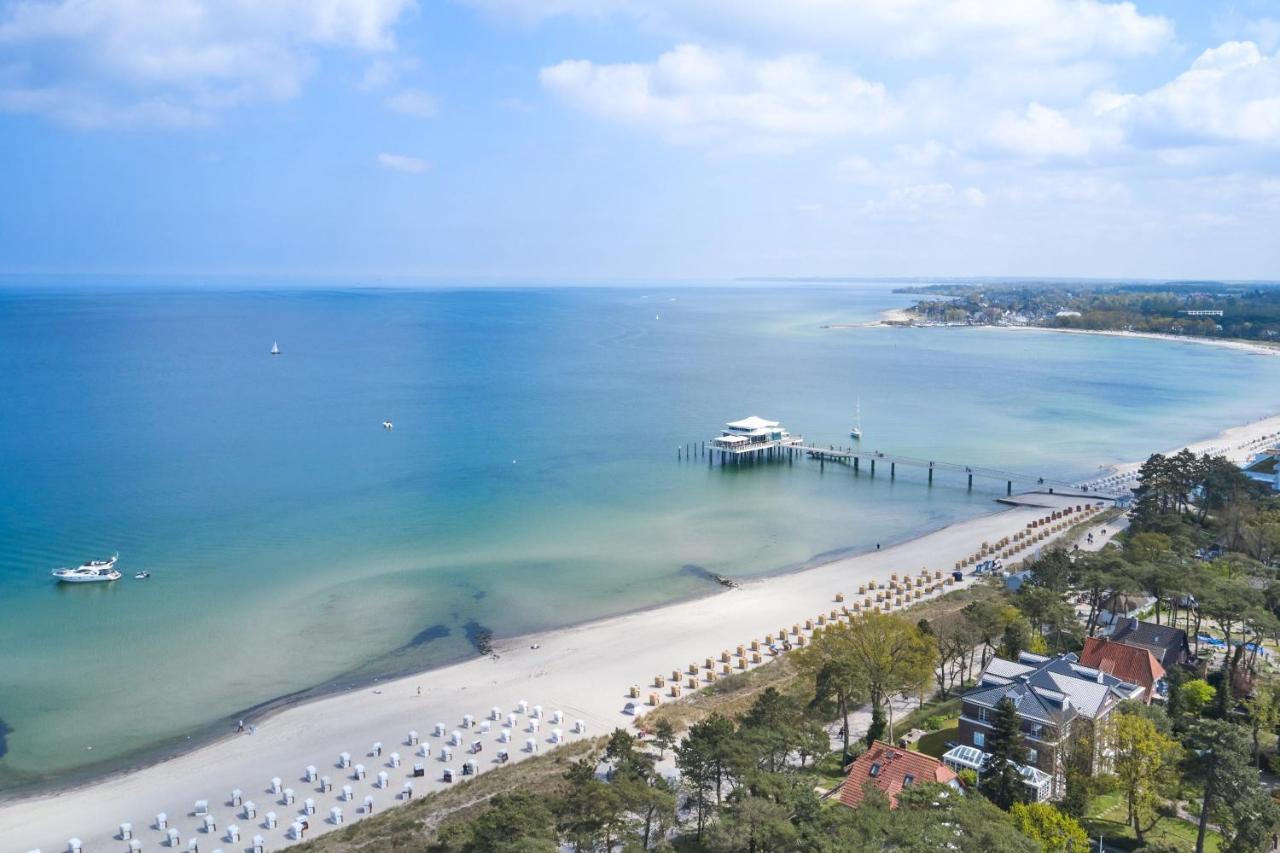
[
  {"left": 850, "top": 396, "right": 863, "bottom": 441},
  {"left": 134, "top": 571, "right": 151, "bottom": 580},
  {"left": 271, "top": 341, "right": 281, "bottom": 355},
  {"left": 382, "top": 420, "right": 394, "bottom": 430},
  {"left": 52, "top": 554, "right": 121, "bottom": 584}
]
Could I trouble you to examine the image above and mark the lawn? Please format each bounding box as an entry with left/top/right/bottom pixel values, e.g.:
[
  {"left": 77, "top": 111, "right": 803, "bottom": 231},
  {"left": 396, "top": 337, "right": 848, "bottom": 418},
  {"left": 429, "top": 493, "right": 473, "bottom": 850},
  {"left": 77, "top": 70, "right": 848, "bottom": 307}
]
[
  {"left": 912, "top": 719, "right": 959, "bottom": 759},
  {"left": 1082, "top": 791, "right": 1222, "bottom": 852}
]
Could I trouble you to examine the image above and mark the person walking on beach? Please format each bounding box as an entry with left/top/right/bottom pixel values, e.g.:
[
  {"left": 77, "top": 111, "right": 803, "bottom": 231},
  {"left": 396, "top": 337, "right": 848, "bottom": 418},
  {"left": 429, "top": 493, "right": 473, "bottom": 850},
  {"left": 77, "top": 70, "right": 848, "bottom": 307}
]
[{"left": 237, "top": 719, "right": 245, "bottom": 734}]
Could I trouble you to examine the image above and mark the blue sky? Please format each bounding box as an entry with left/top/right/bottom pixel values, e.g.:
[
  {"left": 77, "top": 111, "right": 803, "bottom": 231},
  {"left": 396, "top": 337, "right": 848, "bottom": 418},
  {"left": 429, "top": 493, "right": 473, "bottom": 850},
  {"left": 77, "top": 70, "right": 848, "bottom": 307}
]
[{"left": 0, "top": 0, "right": 1278, "bottom": 281}]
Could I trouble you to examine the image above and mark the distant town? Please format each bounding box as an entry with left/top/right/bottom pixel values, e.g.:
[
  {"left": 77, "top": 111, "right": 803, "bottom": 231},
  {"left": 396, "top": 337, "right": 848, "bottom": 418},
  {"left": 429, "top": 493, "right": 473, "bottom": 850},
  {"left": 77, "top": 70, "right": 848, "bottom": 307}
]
[{"left": 896, "top": 283, "right": 1280, "bottom": 342}]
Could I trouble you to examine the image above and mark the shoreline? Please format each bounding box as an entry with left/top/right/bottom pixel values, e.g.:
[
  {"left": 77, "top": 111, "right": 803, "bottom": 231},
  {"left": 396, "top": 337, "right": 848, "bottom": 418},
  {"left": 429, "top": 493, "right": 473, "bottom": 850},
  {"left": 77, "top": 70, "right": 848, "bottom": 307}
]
[
  {"left": 867, "top": 311, "right": 1280, "bottom": 359},
  {"left": 3, "top": 489, "right": 1096, "bottom": 851},
  {"left": 6, "top": 414, "right": 1280, "bottom": 849}
]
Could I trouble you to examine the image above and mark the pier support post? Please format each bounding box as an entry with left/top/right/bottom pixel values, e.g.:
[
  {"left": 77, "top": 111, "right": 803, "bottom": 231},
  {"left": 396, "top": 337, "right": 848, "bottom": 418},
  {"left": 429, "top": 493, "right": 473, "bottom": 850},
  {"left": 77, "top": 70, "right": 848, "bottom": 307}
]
[
  {"left": 1007, "top": 480, "right": 1012, "bottom": 496},
  {"left": 870, "top": 459, "right": 875, "bottom": 476},
  {"left": 967, "top": 473, "right": 973, "bottom": 490},
  {"left": 853, "top": 457, "right": 859, "bottom": 473},
  {"left": 891, "top": 462, "right": 895, "bottom": 479},
  {"left": 928, "top": 467, "right": 933, "bottom": 485}
]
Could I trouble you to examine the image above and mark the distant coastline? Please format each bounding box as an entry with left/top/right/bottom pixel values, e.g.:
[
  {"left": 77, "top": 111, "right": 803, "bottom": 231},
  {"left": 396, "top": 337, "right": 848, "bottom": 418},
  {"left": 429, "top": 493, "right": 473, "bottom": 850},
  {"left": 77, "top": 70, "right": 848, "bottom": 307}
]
[{"left": 861, "top": 311, "right": 1280, "bottom": 359}]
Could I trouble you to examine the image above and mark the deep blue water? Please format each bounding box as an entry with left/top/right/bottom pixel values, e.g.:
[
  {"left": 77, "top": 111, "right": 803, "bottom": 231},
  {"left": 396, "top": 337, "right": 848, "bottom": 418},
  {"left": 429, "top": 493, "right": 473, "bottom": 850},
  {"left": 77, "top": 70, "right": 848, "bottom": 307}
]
[{"left": 1, "top": 282, "right": 1277, "bottom": 787}]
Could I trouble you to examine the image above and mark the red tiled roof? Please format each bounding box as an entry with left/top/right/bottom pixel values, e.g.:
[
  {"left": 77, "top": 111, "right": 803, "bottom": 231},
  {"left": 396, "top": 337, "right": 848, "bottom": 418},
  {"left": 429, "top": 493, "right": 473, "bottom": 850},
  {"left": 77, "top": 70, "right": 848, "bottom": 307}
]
[
  {"left": 838, "top": 741, "right": 958, "bottom": 810},
  {"left": 1080, "top": 637, "right": 1165, "bottom": 700}
]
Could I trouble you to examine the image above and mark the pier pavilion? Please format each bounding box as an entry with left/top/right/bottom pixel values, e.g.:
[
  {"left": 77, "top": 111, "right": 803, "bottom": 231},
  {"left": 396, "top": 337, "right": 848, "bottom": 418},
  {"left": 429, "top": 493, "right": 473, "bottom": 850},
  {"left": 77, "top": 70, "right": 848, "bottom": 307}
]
[{"left": 710, "top": 416, "right": 804, "bottom": 464}]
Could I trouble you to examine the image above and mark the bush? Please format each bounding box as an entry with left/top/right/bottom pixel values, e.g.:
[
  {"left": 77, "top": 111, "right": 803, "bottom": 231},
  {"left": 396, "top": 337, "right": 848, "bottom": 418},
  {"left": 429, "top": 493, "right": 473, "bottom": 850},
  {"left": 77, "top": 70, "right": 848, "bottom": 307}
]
[
  {"left": 923, "top": 715, "right": 948, "bottom": 732},
  {"left": 1092, "top": 773, "right": 1120, "bottom": 795}
]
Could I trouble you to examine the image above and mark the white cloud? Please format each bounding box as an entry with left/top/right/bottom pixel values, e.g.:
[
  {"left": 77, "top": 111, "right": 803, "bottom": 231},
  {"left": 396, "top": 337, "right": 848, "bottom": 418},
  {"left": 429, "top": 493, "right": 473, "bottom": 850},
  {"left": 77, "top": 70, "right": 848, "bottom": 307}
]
[
  {"left": 540, "top": 44, "right": 894, "bottom": 150},
  {"left": 0, "top": 0, "right": 417, "bottom": 126},
  {"left": 861, "top": 182, "right": 987, "bottom": 219},
  {"left": 470, "top": 0, "right": 1172, "bottom": 61},
  {"left": 386, "top": 88, "right": 438, "bottom": 117},
  {"left": 989, "top": 101, "right": 1124, "bottom": 159},
  {"left": 1122, "top": 41, "right": 1280, "bottom": 144},
  {"left": 377, "top": 152, "right": 429, "bottom": 173}
]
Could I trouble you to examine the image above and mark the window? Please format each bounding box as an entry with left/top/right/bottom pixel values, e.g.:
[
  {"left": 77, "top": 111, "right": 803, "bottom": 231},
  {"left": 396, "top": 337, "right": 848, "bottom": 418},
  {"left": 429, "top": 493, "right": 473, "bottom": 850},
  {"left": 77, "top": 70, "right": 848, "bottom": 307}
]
[
  {"left": 903, "top": 774, "right": 915, "bottom": 786},
  {"left": 1027, "top": 749, "right": 1038, "bottom": 764},
  {"left": 973, "top": 732, "right": 985, "bottom": 748},
  {"left": 1028, "top": 723, "right": 1044, "bottom": 738},
  {"left": 978, "top": 707, "right": 991, "bottom": 723},
  {"left": 869, "top": 763, "right": 882, "bottom": 777}
]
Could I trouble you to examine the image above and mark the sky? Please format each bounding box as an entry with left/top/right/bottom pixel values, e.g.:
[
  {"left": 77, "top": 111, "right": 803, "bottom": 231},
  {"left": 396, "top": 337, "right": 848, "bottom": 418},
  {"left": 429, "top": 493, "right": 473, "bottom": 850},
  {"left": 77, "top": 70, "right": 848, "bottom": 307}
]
[{"left": 0, "top": 0, "right": 1278, "bottom": 281}]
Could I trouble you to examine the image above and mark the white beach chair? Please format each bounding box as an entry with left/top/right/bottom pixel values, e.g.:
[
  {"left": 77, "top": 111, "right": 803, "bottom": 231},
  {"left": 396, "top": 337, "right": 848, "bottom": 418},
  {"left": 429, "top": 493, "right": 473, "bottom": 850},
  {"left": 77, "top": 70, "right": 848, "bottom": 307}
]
[
  {"left": 251, "top": 835, "right": 264, "bottom": 853},
  {"left": 450, "top": 730, "right": 462, "bottom": 746},
  {"left": 305, "top": 764, "right": 317, "bottom": 782},
  {"left": 185, "top": 837, "right": 199, "bottom": 852},
  {"left": 226, "top": 824, "right": 240, "bottom": 842},
  {"left": 377, "top": 770, "right": 389, "bottom": 788},
  {"left": 402, "top": 781, "right": 413, "bottom": 800},
  {"left": 490, "top": 706, "right": 501, "bottom": 721},
  {"left": 516, "top": 700, "right": 529, "bottom": 714},
  {"left": 433, "top": 722, "right": 446, "bottom": 737},
  {"left": 339, "top": 751, "right": 351, "bottom": 768},
  {"left": 202, "top": 813, "right": 217, "bottom": 833},
  {"left": 526, "top": 737, "right": 538, "bottom": 753},
  {"left": 354, "top": 762, "right": 366, "bottom": 780},
  {"left": 389, "top": 751, "right": 400, "bottom": 768},
  {"left": 165, "top": 827, "right": 180, "bottom": 847},
  {"left": 67, "top": 840, "right": 83, "bottom": 853},
  {"left": 242, "top": 801, "right": 256, "bottom": 819},
  {"left": 342, "top": 784, "right": 354, "bottom": 801},
  {"left": 532, "top": 704, "right": 542, "bottom": 718},
  {"left": 194, "top": 798, "right": 210, "bottom": 816},
  {"left": 330, "top": 806, "right": 343, "bottom": 825},
  {"left": 264, "top": 811, "right": 277, "bottom": 828},
  {"left": 407, "top": 730, "right": 419, "bottom": 745},
  {"left": 303, "top": 797, "right": 315, "bottom": 815},
  {"left": 282, "top": 787, "right": 295, "bottom": 805},
  {"left": 290, "top": 822, "right": 305, "bottom": 841},
  {"left": 119, "top": 822, "right": 133, "bottom": 840}
]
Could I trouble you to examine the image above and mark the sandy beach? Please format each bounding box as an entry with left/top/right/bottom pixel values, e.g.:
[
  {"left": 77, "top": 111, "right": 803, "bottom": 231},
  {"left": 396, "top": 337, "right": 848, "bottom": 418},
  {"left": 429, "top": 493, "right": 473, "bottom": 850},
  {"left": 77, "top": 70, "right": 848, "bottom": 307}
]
[{"left": 5, "top": 413, "right": 1280, "bottom": 851}]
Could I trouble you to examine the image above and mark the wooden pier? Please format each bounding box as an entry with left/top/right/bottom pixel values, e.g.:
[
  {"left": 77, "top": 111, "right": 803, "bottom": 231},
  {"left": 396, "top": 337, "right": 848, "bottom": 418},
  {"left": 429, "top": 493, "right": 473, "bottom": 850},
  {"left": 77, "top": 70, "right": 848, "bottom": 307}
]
[{"left": 682, "top": 415, "right": 1122, "bottom": 497}]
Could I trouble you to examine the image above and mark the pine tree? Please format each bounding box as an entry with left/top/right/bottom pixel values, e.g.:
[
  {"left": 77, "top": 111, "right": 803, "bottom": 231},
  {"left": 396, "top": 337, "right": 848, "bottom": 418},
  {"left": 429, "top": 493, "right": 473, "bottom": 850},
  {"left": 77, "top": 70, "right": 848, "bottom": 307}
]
[{"left": 981, "top": 697, "right": 1030, "bottom": 810}]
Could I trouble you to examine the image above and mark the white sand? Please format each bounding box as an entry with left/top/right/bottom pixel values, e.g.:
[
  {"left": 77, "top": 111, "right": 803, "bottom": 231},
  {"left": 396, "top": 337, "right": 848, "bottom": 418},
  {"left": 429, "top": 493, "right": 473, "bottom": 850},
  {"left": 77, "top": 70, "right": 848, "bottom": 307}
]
[{"left": 5, "top": 413, "right": 1280, "bottom": 851}]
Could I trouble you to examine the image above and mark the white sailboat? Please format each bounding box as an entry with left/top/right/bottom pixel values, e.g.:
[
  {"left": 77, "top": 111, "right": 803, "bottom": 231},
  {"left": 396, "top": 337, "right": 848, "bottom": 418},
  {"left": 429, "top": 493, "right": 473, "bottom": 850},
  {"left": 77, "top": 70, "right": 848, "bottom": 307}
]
[
  {"left": 270, "top": 341, "right": 281, "bottom": 355},
  {"left": 850, "top": 396, "right": 862, "bottom": 440}
]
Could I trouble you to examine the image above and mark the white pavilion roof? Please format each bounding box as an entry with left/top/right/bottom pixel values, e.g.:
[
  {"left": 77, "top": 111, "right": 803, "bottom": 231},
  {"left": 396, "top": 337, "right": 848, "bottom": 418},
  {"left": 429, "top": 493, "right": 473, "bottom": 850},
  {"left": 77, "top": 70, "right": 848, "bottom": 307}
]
[{"left": 725, "top": 416, "right": 780, "bottom": 431}]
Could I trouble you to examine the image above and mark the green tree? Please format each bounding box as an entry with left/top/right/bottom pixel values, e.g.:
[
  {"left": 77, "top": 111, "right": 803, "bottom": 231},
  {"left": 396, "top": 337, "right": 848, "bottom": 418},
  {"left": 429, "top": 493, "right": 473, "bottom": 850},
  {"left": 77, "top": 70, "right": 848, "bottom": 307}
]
[
  {"left": 651, "top": 718, "right": 676, "bottom": 760},
  {"left": 675, "top": 714, "right": 737, "bottom": 840},
  {"left": 1242, "top": 683, "right": 1280, "bottom": 768},
  {"left": 1111, "top": 711, "right": 1181, "bottom": 844},
  {"left": 1180, "top": 679, "right": 1216, "bottom": 717},
  {"left": 431, "top": 792, "right": 559, "bottom": 853},
  {"left": 1000, "top": 618, "right": 1034, "bottom": 660},
  {"left": 1187, "top": 719, "right": 1280, "bottom": 853},
  {"left": 1008, "top": 802, "right": 1090, "bottom": 852},
  {"left": 980, "top": 697, "right": 1030, "bottom": 810}
]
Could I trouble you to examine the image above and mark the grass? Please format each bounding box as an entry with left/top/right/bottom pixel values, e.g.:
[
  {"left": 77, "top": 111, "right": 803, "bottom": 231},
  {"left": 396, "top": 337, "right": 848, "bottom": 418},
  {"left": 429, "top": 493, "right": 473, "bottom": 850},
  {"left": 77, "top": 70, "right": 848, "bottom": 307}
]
[
  {"left": 912, "top": 720, "right": 959, "bottom": 759},
  {"left": 1081, "top": 791, "right": 1223, "bottom": 852}
]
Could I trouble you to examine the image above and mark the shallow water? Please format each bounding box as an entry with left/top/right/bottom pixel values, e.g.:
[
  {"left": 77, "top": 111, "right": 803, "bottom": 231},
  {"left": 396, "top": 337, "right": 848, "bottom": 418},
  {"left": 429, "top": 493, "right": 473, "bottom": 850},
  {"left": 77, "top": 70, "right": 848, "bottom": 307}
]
[{"left": 1, "top": 282, "right": 1277, "bottom": 788}]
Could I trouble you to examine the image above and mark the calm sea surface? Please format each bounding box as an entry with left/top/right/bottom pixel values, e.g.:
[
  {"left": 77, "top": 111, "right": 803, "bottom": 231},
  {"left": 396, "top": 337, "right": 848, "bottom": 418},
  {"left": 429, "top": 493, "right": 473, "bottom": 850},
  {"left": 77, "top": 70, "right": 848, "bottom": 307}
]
[{"left": 1, "top": 282, "right": 1278, "bottom": 789}]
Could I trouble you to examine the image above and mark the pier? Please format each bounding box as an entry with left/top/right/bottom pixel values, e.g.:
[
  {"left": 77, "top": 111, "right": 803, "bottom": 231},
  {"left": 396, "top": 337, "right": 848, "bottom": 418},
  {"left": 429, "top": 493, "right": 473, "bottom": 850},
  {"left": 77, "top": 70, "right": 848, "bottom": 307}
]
[{"left": 682, "top": 416, "right": 1122, "bottom": 498}]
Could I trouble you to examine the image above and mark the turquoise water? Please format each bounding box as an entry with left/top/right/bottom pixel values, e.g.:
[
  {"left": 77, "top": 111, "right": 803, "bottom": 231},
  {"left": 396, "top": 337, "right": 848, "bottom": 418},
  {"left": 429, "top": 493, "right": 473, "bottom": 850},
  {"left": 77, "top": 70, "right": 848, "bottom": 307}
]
[{"left": 1, "top": 282, "right": 1278, "bottom": 789}]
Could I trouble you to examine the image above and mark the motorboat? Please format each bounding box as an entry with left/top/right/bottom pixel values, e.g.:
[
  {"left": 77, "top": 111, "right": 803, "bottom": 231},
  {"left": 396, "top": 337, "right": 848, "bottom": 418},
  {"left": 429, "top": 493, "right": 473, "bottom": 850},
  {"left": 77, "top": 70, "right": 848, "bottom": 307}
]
[
  {"left": 134, "top": 571, "right": 151, "bottom": 579},
  {"left": 52, "top": 554, "right": 121, "bottom": 583}
]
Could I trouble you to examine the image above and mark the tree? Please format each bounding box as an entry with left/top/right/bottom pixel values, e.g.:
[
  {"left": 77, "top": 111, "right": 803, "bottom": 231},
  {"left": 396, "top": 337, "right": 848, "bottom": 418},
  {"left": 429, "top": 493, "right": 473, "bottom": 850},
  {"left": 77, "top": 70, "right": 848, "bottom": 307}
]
[
  {"left": 981, "top": 697, "right": 1030, "bottom": 810},
  {"left": 799, "top": 628, "right": 864, "bottom": 760},
  {"left": 1059, "top": 729, "right": 1095, "bottom": 820},
  {"left": 676, "top": 715, "right": 737, "bottom": 840},
  {"left": 928, "top": 610, "right": 981, "bottom": 699},
  {"left": 704, "top": 791, "right": 797, "bottom": 853},
  {"left": 1242, "top": 683, "right": 1280, "bottom": 768},
  {"left": 1180, "top": 679, "right": 1216, "bottom": 717},
  {"left": 432, "top": 792, "right": 559, "bottom": 853},
  {"left": 801, "top": 613, "right": 936, "bottom": 747},
  {"left": 1008, "top": 802, "right": 1090, "bottom": 852},
  {"left": 1000, "top": 618, "right": 1034, "bottom": 660},
  {"left": 1111, "top": 711, "right": 1181, "bottom": 844},
  {"left": 1187, "top": 718, "right": 1280, "bottom": 853},
  {"left": 557, "top": 756, "right": 623, "bottom": 852},
  {"left": 651, "top": 718, "right": 676, "bottom": 760}
]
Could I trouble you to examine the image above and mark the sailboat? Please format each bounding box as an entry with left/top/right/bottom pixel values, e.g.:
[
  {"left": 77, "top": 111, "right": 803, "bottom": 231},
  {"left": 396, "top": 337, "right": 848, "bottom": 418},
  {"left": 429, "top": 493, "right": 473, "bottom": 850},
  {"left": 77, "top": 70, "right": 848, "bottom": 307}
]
[
  {"left": 270, "top": 341, "right": 281, "bottom": 356},
  {"left": 850, "top": 396, "right": 863, "bottom": 440}
]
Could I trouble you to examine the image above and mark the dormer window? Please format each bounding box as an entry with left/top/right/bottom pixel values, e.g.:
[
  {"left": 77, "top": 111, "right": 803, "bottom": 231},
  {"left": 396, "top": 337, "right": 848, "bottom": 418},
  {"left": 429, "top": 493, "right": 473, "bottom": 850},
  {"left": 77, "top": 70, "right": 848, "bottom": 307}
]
[
  {"left": 869, "top": 763, "right": 882, "bottom": 777},
  {"left": 903, "top": 774, "right": 915, "bottom": 786}
]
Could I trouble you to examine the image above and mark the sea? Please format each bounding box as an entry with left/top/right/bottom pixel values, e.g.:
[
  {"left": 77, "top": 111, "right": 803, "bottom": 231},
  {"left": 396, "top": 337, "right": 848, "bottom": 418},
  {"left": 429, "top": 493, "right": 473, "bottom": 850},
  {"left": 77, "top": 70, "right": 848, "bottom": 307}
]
[{"left": 1, "top": 281, "right": 1277, "bottom": 791}]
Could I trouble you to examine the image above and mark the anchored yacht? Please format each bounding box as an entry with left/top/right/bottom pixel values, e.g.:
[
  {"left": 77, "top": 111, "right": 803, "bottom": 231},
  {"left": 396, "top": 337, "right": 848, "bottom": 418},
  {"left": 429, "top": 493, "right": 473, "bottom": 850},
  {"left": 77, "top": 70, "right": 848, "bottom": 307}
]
[{"left": 52, "top": 554, "right": 121, "bottom": 583}]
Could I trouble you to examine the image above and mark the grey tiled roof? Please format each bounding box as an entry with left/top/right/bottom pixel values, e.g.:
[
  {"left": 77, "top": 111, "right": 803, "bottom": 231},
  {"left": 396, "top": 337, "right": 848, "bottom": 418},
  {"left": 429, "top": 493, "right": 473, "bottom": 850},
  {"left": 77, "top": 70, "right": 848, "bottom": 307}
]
[{"left": 965, "top": 651, "right": 1143, "bottom": 723}]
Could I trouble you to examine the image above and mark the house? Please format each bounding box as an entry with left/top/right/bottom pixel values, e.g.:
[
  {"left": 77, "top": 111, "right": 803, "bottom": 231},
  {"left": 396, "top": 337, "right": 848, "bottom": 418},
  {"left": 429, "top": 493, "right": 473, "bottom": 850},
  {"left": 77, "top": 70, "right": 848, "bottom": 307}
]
[
  {"left": 1106, "top": 618, "right": 1193, "bottom": 670},
  {"left": 958, "top": 651, "right": 1144, "bottom": 796},
  {"left": 838, "top": 741, "right": 960, "bottom": 810},
  {"left": 1079, "top": 637, "right": 1166, "bottom": 704}
]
